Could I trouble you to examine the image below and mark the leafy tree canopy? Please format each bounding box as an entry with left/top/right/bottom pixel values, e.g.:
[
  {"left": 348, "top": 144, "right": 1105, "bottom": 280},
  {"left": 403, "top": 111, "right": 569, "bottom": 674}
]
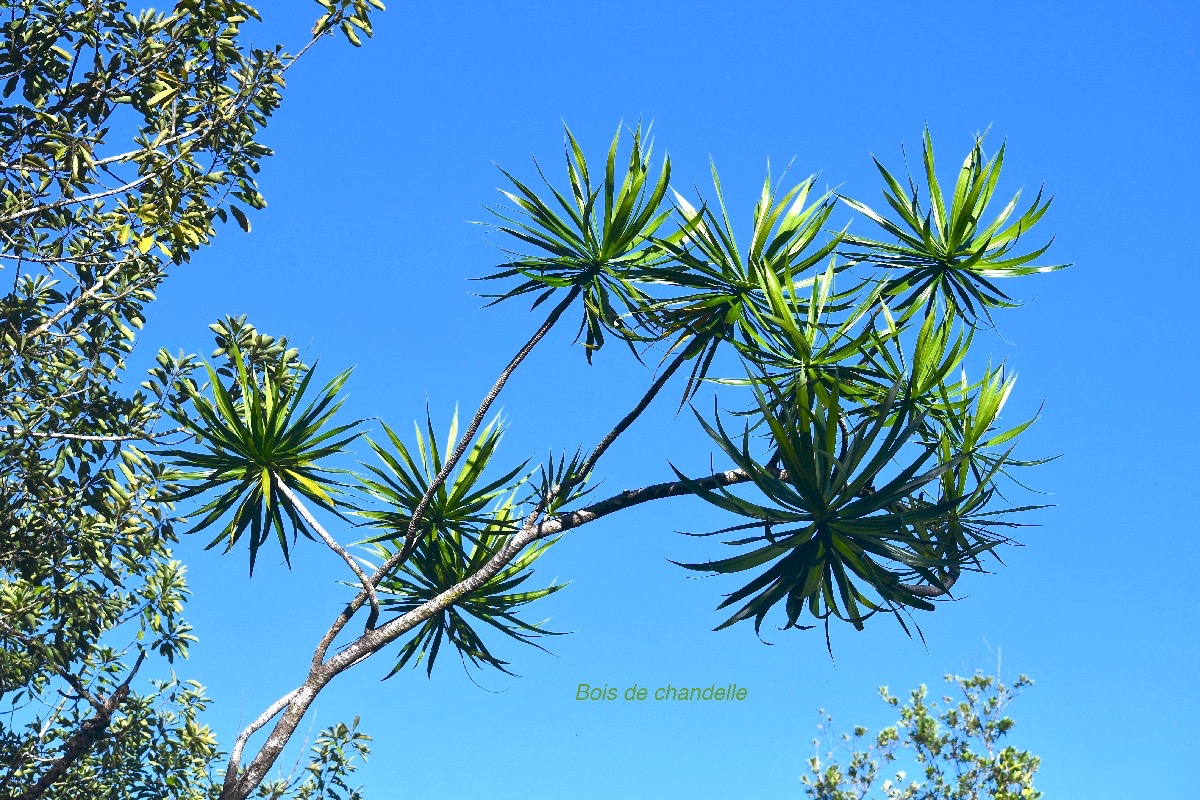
[
  {"left": 802, "top": 670, "right": 1042, "bottom": 800},
  {"left": 1, "top": 0, "right": 379, "bottom": 797}
]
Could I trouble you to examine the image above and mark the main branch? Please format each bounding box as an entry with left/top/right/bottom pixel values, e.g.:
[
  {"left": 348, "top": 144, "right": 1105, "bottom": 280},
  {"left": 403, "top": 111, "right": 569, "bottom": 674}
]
[
  {"left": 225, "top": 332, "right": 969, "bottom": 798},
  {"left": 224, "top": 460, "right": 962, "bottom": 798}
]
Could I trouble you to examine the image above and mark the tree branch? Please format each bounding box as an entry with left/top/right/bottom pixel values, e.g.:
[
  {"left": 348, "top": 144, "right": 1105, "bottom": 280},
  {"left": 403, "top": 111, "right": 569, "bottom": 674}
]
[
  {"left": 570, "top": 347, "right": 691, "bottom": 492},
  {"left": 0, "top": 425, "right": 186, "bottom": 443},
  {"left": 535, "top": 470, "right": 962, "bottom": 600},
  {"left": 228, "top": 526, "right": 539, "bottom": 798},
  {"left": 393, "top": 285, "right": 582, "bottom": 567},
  {"left": 222, "top": 689, "right": 299, "bottom": 797},
  {"left": 903, "top": 565, "right": 961, "bottom": 598},
  {"left": 227, "top": 461, "right": 963, "bottom": 798},
  {"left": 308, "top": 285, "right": 582, "bottom": 657},
  {"left": 27, "top": 258, "right": 133, "bottom": 337},
  {"left": 13, "top": 652, "right": 145, "bottom": 800},
  {"left": 234, "top": 462, "right": 748, "bottom": 796},
  {"left": 535, "top": 467, "right": 754, "bottom": 539},
  {"left": 0, "top": 171, "right": 158, "bottom": 225},
  {"left": 272, "top": 476, "right": 380, "bottom": 629}
]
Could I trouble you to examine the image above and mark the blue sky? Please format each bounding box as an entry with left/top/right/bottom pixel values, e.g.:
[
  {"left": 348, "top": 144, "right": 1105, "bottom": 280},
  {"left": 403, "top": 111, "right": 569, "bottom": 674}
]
[{"left": 133, "top": 1, "right": 1198, "bottom": 797}]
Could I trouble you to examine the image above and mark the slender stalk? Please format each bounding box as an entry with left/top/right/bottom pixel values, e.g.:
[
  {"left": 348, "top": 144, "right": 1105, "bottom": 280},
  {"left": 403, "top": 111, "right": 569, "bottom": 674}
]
[
  {"left": 535, "top": 468, "right": 755, "bottom": 539},
  {"left": 272, "top": 476, "right": 379, "bottom": 626},
  {"left": 1, "top": 171, "right": 158, "bottom": 225},
  {"left": 28, "top": 259, "right": 131, "bottom": 337},
  {"left": 0, "top": 425, "right": 186, "bottom": 443},
  {"left": 395, "top": 285, "right": 583, "bottom": 556},
  {"left": 222, "top": 675, "right": 331, "bottom": 800},
  {"left": 227, "top": 525, "right": 539, "bottom": 798},
  {"left": 535, "top": 471, "right": 962, "bottom": 599},
  {"left": 571, "top": 347, "right": 691, "bottom": 488},
  {"left": 235, "top": 464, "right": 751, "bottom": 796}
]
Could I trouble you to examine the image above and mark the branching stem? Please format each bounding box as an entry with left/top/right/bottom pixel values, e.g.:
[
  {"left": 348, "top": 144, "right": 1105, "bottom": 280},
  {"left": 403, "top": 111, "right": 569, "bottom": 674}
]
[
  {"left": 222, "top": 689, "right": 299, "bottom": 796},
  {"left": 393, "top": 285, "right": 582, "bottom": 564},
  {"left": 12, "top": 652, "right": 145, "bottom": 800},
  {"left": 310, "top": 285, "right": 582, "bottom": 664}
]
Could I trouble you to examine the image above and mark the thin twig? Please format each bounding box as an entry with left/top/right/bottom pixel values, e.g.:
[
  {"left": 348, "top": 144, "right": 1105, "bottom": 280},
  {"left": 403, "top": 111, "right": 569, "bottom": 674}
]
[
  {"left": 570, "top": 347, "right": 691, "bottom": 491},
  {"left": 273, "top": 476, "right": 380, "bottom": 627},
  {"left": 396, "top": 287, "right": 582, "bottom": 557},
  {"left": 28, "top": 259, "right": 131, "bottom": 337},
  {"left": 534, "top": 468, "right": 754, "bottom": 539},
  {"left": 0, "top": 425, "right": 186, "bottom": 443},
  {"left": 0, "top": 171, "right": 157, "bottom": 225}
]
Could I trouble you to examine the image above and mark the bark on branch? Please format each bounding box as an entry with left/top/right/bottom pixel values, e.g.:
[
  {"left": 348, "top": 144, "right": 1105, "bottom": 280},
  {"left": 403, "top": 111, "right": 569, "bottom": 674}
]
[
  {"left": 389, "top": 285, "right": 583, "bottom": 578},
  {"left": 224, "top": 462, "right": 964, "bottom": 798},
  {"left": 273, "top": 476, "right": 380, "bottom": 627},
  {"left": 12, "top": 652, "right": 145, "bottom": 800},
  {"left": 536, "top": 467, "right": 755, "bottom": 538},
  {"left": 904, "top": 564, "right": 961, "bottom": 598}
]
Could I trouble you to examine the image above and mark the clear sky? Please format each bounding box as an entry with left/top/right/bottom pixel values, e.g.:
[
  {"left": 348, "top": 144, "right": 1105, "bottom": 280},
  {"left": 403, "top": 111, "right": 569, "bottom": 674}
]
[{"left": 131, "top": 1, "right": 1198, "bottom": 797}]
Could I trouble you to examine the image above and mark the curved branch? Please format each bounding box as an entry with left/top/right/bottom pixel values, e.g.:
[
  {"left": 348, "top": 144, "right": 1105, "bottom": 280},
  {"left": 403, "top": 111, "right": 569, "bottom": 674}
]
[
  {"left": 534, "top": 471, "right": 965, "bottom": 600},
  {"left": 231, "top": 462, "right": 964, "bottom": 798},
  {"left": 307, "top": 287, "right": 581, "bottom": 669},
  {"left": 903, "top": 565, "right": 961, "bottom": 598},
  {"left": 229, "top": 525, "right": 541, "bottom": 797},
  {"left": 272, "top": 476, "right": 379, "bottom": 628},
  {"left": 222, "top": 689, "right": 299, "bottom": 796},
  {"left": 236, "top": 462, "right": 746, "bottom": 795},
  {"left": 1, "top": 171, "right": 157, "bottom": 225}
]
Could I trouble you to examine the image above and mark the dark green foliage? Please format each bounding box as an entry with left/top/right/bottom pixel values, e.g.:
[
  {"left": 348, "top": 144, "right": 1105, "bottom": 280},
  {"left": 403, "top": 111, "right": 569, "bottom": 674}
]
[
  {"left": 355, "top": 412, "right": 525, "bottom": 545},
  {"left": 355, "top": 415, "right": 563, "bottom": 676},
  {"left": 672, "top": 380, "right": 977, "bottom": 634},
  {"left": 165, "top": 350, "right": 361, "bottom": 574},
  {"left": 480, "top": 124, "right": 673, "bottom": 361},
  {"left": 477, "top": 126, "right": 1059, "bottom": 637},
  {"left": 371, "top": 501, "right": 565, "bottom": 677}
]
